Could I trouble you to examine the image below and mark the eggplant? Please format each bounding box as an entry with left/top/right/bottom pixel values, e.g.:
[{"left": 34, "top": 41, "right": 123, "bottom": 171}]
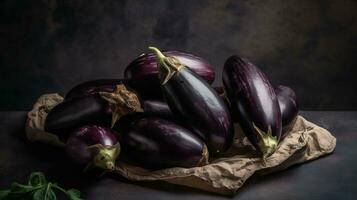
[
  {"left": 67, "top": 78, "right": 174, "bottom": 119},
  {"left": 149, "top": 47, "right": 234, "bottom": 155},
  {"left": 65, "top": 79, "right": 173, "bottom": 119},
  {"left": 214, "top": 85, "right": 299, "bottom": 127},
  {"left": 66, "top": 125, "right": 120, "bottom": 171},
  {"left": 125, "top": 50, "right": 215, "bottom": 99},
  {"left": 113, "top": 100, "right": 173, "bottom": 136},
  {"left": 119, "top": 117, "right": 208, "bottom": 169},
  {"left": 142, "top": 100, "right": 173, "bottom": 119},
  {"left": 275, "top": 85, "right": 299, "bottom": 127},
  {"left": 65, "top": 79, "right": 127, "bottom": 100},
  {"left": 46, "top": 84, "right": 143, "bottom": 140},
  {"left": 45, "top": 94, "right": 111, "bottom": 139},
  {"left": 46, "top": 93, "right": 172, "bottom": 141},
  {"left": 222, "top": 56, "right": 282, "bottom": 158}
]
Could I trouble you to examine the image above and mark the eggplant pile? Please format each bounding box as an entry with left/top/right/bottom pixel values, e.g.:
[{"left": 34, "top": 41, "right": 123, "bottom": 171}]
[
  {"left": 42, "top": 45, "right": 298, "bottom": 171},
  {"left": 148, "top": 47, "right": 234, "bottom": 155}
]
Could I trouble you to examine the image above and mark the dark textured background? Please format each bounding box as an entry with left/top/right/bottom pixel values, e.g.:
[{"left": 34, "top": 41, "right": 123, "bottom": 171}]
[{"left": 1, "top": 0, "right": 356, "bottom": 110}]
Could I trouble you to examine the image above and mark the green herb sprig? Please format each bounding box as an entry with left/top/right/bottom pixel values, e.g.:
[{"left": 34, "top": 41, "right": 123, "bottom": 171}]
[{"left": 0, "top": 172, "right": 83, "bottom": 200}]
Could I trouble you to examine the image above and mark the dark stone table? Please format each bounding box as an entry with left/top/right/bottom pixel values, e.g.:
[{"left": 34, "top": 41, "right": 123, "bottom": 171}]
[{"left": 0, "top": 111, "right": 356, "bottom": 200}]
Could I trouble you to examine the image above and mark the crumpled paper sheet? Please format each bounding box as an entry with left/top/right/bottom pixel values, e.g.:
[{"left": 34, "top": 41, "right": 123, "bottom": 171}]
[
  {"left": 25, "top": 93, "right": 65, "bottom": 147},
  {"left": 26, "top": 94, "right": 336, "bottom": 195}
]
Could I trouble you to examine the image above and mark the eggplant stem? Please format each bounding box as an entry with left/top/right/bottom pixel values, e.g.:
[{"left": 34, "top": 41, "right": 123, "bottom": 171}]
[
  {"left": 148, "top": 46, "right": 184, "bottom": 85},
  {"left": 197, "top": 145, "right": 209, "bottom": 166},
  {"left": 91, "top": 143, "right": 120, "bottom": 171},
  {"left": 253, "top": 123, "right": 278, "bottom": 159}
]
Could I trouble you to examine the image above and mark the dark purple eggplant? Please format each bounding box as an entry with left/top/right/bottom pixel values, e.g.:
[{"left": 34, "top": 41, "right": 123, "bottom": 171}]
[
  {"left": 66, "top": 125, "right": 120, "bottom": 171},
  {"left": 275, "top": 85, "right": 299, "bottom": 127},
  {"left": 65, "top": 79, "right": 174, "bottom": 119},
  {"left": 45, "top": 94, "right": 112, "bottom": 139},
  {"left": 113, "top": 100, "right": 173, "bottom": 136},
  {"left": 222, "top": 56, "right": 282, "bottom": 158},
  {"left": 142, "top": 100, "right": 173, "bottom": 119},
  {"left": 119, "top": 117, "right": 208, "bottom": 169},
  {"left": 65, "top": 79, "right": 127, "bottom": 100},
  {"left": 214, "top": 85, "right": 299, "bottom": 127},
  {"left": 149, "top": 47, "right": 234, "bottom": 155},
  {"left": 67, "top": 78, "right": 174, "bottom": 119},
  {"left": 46, "top": 84, "right": 143, "bottom": 140},
  {"left": 125, "top": 50, "right": 215, "bottom": 99}
]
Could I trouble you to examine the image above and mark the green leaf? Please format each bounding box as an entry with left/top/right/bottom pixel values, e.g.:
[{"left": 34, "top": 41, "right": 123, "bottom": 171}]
[
  {"left": 28, "top": 172, "right": 47, "bottom": 187},
  {"left": 1, "top": 171, "right": 82, "bottom": 200},
  {"left": 10, "top": 182, "right": 39, "bottom": 194},
  {"left": 32, "top": 185, "right": 56, "bottom": 200},
  {"left": 0, "top": 190, "right": 10, "bottom": 200},
  {"left": 32, "top": 187, "right": 45, "bottom": 200},
  {"left": 66, "top": 189, "right": 83, "bottom": 200},
  {"left": 47, "top": 190, "right": 57, "bottom": 200}
]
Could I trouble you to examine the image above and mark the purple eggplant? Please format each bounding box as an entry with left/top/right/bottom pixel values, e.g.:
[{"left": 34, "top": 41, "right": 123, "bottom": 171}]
[
  {"left": 119, "top": 117, "right": 208, "bottom": 169},
  {"left": 46, "top": 84, "right": 143, "bottom": 139},
  {"left": 222, "top": 56, "right": 282, "bottom": 158},
  {"left": 65, "top": 79, "right": 127, "bottom": 100},
  {"left": 45, "top": 94, "right": 112, "bottom": 139},
  {"left": 149, "top": 47, "right": 234, "bottom": 155},
  {"left": 214, "top": 86, "right": 299, "bottom": 127},
  {"left": 65, "top": 79, "right": 174, "bottom": 119},
  {"left": 275, "top": 85, "right": 299, "bottom": 127},
  {"left": 67, "top": 78, "right": 175, "bottom": 119},
  {"left": 142, "top": 100, "right": 173, "bottom": 119},
  {"left": 66, "top": 125, "right": 120, "bottom": 171},
  {"left": 125, "top": 50, "right": 215, "bottom": 99}
]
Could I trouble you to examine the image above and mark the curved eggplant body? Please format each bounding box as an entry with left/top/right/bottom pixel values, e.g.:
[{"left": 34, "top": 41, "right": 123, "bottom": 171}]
[
  {"left": 65, "top": 79, "right": 127, "bottom": 100},
  {"left": 142, "top": 100, "right": 173, "bottom": 119},
  {"left": 120, "top": 117, "right": 208, "bottom": 169},
  {"left": 125, "top": 51, "right": 215, "bottom": 99},
  {"left": 45, "top": 94, "right": 111, "bottom": 138},
  {"left": 222, "top": 56, "right": 282, "bottom": 158},
  {"left": 275, "top": 85, "right": 299, "bottom": 127},
  {"left": 148, "top": 47, "right": 233, "bottom": 155},
  {"left": 66, "top": 125, "right": 119, "bottom": 171},
  {"left": 215, "top": 85, "right": 299, "bottom": 127}
]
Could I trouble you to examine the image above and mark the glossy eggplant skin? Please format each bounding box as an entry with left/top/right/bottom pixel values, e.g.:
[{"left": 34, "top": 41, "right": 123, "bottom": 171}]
[
  {"left": 163, "top": 69, "right": 233, "bottom": 155},
  {"left": 222, "top": 56, "right": 282, "bottom": 158},
  {"left": 65, "top": 78, "right": 173, "bottom": 120},
  {"left": 142, "top": 100, "right": 173, "bottom": 119},
  {"left": 66, "top": 125, "right": 120, "bottom": 171},
  {"left": 45, "top": 94, "right": 111, "bottom": 139},
  {"left": 125, "top": 51, "right": 215, "bottom": 99},
  {"left": 147, "top": 47, "right": 233, "bottom": 155},
  {"left": 65, "top": 79, "right": 127, "bottom": 100},
  {"left": 275, "top": 85, "right": 299, "bottom": 127},
  {"left": 214, "top": 85, "right": 298, "bottom": 127},
  {"left": 119, "top": 117, "right": 208, "bottom": 169}
]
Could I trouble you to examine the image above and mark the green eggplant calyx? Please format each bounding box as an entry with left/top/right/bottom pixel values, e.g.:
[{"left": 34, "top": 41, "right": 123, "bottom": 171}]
[
  {"left": 253, "top": 123, "right": 278, "bottom": 159},
  {"left": 148, "top": 46, "right": 184, "bottom": 85},
  {"left": 91, "top": 143, "right": 120, "bottom": 171}
]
